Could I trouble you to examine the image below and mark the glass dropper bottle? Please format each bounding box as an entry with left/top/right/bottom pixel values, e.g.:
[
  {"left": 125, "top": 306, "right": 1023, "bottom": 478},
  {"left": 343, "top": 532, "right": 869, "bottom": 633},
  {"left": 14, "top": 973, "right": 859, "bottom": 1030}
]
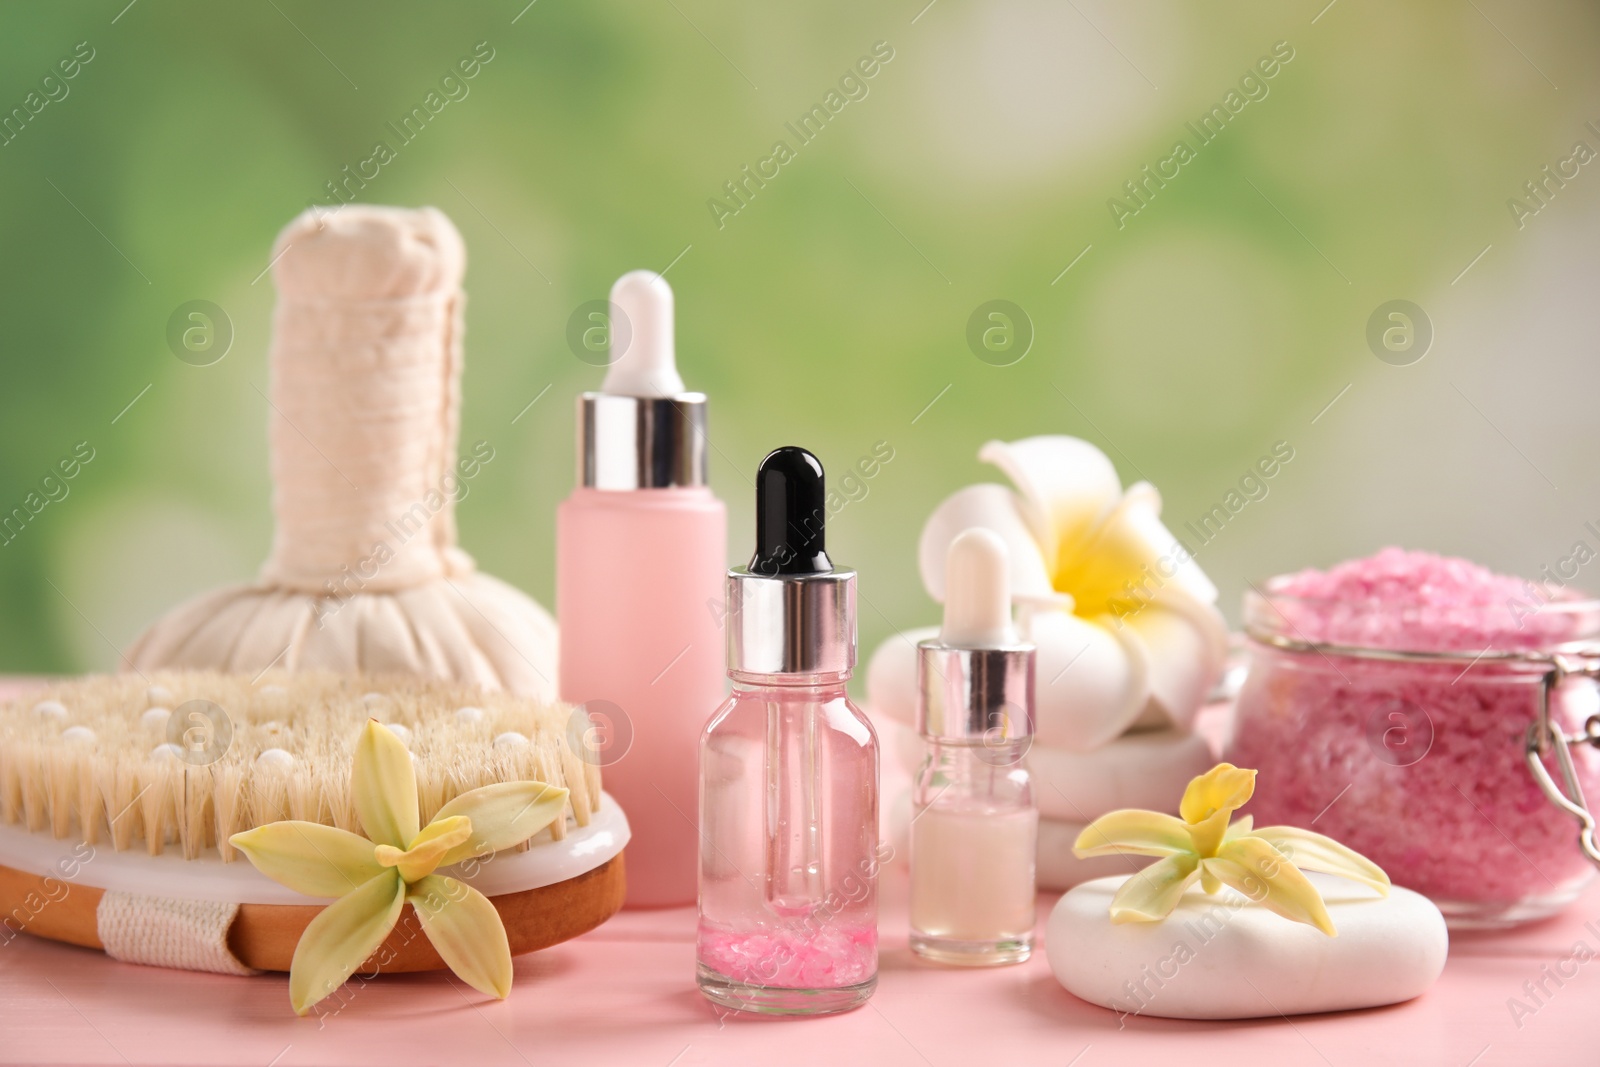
[
  {"left": 909, "top": 528, "right": 1038, "bottom": 965},
  {"left": 696, "top": 446, "right": 880, "bottom": 1014}
]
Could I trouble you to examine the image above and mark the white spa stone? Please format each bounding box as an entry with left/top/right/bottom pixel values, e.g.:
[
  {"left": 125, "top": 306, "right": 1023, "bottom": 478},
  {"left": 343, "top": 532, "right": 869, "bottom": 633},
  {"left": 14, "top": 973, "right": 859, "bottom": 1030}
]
[
  {"left": 383, "top": 723, "right": 413, "bottom": 747},
  {"left": 140, "top": 706, "right": 172, "bottom": 732},
  {"left": 1047, "top": 872, "right": 1448, "bottom": 1020},
  {"left": 255, "top": 748, "right": 295, "bottom": 771},
  {"left": 150, "top": 743, "right": 184, "bottom": 762},
  {"left": 870, "top": 710, "right": 925, "bottom": 779},
  {"left": 145, "top": 685, "right": 175, "bottom": 707},
  {"left": 881, "top": 782, "right": 912, "bottom": 864},
  {"left": 60, "top": 725, "right": 96, "bottom": 744},
  {"left": 873, "top": 709, "right": 1215, "bottom": 824},
  {"left": 455, "top": 705, "right": 486, "bottom": 726},
  {"left": 1029, "top": 729, "right": 1216, "bottom": 822},
  {"left": 883, "top": 790, "right": 1152, "bottom": 891},
  {"left": 494, "top": 731, "right": 530, "bottom": 749},
  {"left": 33, "top": 700, "right": 68, "bottom": 722},
  {"left": 1038, "top": 818, "right": 1153, "bottom": 891}
]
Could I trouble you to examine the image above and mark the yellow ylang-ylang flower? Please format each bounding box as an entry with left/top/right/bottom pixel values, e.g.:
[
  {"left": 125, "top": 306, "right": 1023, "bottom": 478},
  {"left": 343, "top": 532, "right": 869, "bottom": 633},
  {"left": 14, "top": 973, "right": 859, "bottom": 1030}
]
[
  {"left": 231, "top": 719, "right": 569, "bottom": 1014},
  {"left": 1073, "top": 763, "right": 1390, "bottom": 935}
]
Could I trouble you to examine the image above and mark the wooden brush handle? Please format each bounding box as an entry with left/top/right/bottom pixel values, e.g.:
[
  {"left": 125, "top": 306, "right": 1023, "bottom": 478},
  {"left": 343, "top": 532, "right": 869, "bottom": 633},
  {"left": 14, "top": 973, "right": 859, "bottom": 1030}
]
[{"left": 0, "top": 856, "right": 625, "bottom": 974}]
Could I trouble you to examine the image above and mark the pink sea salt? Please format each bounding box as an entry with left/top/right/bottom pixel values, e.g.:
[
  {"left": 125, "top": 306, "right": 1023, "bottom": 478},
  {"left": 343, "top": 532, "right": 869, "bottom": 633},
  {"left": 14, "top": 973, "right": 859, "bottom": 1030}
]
[
  {"left": 697, "top": 922, "right": 877, "bottom": 990},
  {"left": 1266, "top": 546, "right": 1591, "bottom": 652},
  {"left": 1226, "top": 547, "right": 1600, "bottom": 922}
]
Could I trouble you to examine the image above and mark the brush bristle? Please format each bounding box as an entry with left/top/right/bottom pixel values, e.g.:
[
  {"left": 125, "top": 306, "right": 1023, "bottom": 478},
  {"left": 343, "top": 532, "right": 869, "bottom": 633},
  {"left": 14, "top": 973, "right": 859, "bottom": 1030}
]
[{"left": 0, "top": 671, "right": 600, "bottom": 862}]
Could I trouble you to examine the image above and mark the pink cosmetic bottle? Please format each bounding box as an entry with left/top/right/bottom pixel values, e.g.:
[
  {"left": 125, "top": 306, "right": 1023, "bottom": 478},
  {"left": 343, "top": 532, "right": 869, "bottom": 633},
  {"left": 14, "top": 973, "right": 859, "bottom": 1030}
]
[
  {"left": 697, "top": 447, "right": 880, "bottom": 1015},
  {"left": 557, "top": 270, "right": 727, "bottom": 908}
]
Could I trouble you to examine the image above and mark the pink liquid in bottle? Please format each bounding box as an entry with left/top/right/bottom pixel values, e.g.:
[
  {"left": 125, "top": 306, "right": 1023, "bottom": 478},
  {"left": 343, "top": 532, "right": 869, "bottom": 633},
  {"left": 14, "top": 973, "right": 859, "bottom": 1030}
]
[
  {"left": 556, "top": 270, "right": 727, "bottom": 908},
  {"left": 697, "top": 446, "right": 879, "bottom": 1015}
]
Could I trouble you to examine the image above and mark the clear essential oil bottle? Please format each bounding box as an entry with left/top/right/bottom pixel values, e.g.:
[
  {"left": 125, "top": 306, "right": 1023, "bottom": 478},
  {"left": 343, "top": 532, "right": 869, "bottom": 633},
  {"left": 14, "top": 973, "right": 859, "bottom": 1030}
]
[
  {"left": 697, "top": 446, "right": 880, "bottom": 1015},
  {"left": 909, "top": 528, "right": 1038, "bottom": 966}
]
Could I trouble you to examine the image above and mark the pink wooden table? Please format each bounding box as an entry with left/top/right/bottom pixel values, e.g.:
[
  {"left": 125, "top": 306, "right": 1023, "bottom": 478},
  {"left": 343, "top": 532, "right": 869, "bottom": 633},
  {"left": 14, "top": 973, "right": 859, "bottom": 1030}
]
[
  {"left": 1, "top": 870, "right": 1596, "bottom": 1066},
  {"left": 2, "top": 681, "right": 1596, "bottom": 1065}
]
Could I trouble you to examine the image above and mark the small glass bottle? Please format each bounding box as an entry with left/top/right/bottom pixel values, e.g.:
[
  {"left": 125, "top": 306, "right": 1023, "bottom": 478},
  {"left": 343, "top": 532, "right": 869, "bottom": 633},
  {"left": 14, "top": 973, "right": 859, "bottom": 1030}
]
[
  {"left": 909, "top": 528, "right": 1038, "bottom": 966},
  {"left": 697, "top": 447, "right": 879, "bottom": 1015}
]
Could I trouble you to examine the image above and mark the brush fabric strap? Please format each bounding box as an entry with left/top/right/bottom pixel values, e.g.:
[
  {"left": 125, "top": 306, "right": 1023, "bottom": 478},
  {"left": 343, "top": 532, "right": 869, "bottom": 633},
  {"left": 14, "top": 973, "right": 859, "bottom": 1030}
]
[{"left": 96, "top": 890, "right": 259, "bottom": 976}]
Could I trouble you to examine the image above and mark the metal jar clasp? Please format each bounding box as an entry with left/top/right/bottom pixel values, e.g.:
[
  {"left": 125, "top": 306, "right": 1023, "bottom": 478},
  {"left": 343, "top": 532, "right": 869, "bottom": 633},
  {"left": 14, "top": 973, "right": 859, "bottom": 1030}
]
[{"left": 1526, "top": 655, "right": 1600, "bottom": 869}]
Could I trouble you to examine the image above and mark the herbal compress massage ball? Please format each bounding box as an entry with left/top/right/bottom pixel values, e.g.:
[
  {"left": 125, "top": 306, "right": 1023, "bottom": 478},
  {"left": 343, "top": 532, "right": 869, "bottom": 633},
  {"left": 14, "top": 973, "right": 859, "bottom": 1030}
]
[{"left": 127, "top": 206, "right": 557, "bottom": 698}]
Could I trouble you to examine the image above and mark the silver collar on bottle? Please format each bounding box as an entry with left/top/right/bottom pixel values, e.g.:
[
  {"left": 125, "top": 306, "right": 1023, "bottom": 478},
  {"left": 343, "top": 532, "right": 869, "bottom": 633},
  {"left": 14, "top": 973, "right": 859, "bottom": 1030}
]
[
  {"left": 726, "top": 567, "right": 856, "bottom": 676},
  {"left": 917, "top": 640, "right": 1036, "bottom": 743},
  {"left": 578, "top": 392, "right": 708, "bottom": 490}
]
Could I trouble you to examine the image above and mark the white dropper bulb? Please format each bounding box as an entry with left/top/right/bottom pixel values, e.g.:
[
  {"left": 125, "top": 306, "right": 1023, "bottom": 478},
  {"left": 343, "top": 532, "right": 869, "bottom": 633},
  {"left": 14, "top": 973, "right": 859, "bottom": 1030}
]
[
  {"left": 601, "top": 270, "right": 685, "bottom": 397},
  {"left": 939, "top": 528, "right": 1017, "bottom": 647}
]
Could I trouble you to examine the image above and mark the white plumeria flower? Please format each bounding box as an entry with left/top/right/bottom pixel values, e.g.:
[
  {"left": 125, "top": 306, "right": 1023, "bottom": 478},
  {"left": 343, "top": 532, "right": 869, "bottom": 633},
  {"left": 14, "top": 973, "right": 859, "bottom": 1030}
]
[{"left": 867, "top": 436, "right": 1228, "bottom": 751}]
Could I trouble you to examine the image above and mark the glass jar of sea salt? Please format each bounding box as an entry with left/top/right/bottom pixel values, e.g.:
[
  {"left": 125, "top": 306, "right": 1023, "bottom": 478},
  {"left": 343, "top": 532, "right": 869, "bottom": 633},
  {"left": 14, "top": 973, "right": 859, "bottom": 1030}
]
[{"left": 1225, "top": 548, "right": 1600, "bottom": 929}]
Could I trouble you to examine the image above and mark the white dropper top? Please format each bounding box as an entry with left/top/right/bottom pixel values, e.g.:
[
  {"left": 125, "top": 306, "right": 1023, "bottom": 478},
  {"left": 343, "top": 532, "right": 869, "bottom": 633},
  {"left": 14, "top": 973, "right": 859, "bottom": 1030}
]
[
  {"left": 601, "top": 270, "right": 685, "bottom": 397},
  {"left": 939, "top": 528, "right": 1017, "bottom": 647}
]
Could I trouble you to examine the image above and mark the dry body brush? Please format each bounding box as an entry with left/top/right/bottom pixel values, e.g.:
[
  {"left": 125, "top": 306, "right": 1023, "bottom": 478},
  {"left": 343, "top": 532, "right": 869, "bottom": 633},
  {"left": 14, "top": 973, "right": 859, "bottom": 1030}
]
[{"left": 0, "top": 671, "right": 599, "bottom": 863}]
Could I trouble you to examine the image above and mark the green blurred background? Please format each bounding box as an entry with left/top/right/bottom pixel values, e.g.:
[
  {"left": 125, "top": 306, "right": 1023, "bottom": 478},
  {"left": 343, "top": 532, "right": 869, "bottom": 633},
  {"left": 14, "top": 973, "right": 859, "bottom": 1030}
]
[{"left": 3, "top": 0, "right": 1599, "bottom": 677}]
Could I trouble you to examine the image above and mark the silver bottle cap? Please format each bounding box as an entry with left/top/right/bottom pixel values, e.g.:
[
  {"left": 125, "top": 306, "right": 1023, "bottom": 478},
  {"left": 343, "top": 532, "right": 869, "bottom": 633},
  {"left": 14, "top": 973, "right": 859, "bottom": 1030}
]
[
  {"left": 726, "top": 567, "right": 857, "bottom": 676},
  {"left": 577, "top": 392, "right": 708, "bottom": 489},
  {"left": 917, "top": 641, "right": 1035, "bottom": 743},
  {"left": 576, "top": 270, "right": 706, "bottom": 490}
]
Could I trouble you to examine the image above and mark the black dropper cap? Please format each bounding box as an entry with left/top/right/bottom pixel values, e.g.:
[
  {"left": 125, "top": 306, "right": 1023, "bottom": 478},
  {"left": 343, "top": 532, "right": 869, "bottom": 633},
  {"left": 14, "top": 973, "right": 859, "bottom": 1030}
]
[
  {"left": 728, "top": 446, "right": 856, "bottom": 674},
  {"left": 750, "top": 446, "right": 833, "bottom": 576}
]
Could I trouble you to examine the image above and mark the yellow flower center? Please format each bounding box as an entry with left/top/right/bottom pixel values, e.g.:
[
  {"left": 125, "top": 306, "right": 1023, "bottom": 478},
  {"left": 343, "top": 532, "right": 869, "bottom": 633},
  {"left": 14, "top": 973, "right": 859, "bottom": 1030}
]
[
  {"left": 1071, "top": 762, "right": 1391, "bottom": 937},
  {"left": 374, "top": 815, "right": 473, "bottom": 883}
]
